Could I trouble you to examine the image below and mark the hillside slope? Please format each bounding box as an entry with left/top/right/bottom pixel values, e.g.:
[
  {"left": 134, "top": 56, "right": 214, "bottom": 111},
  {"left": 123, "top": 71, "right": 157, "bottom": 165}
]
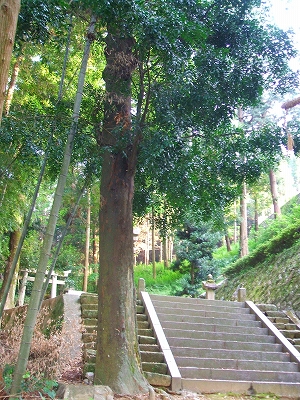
[{"left": 216, "top": 239, "right": 300, "bottom": 312}]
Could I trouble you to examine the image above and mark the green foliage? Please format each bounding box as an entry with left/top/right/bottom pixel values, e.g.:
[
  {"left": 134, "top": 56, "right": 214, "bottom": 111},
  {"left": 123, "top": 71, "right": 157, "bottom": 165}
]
[
  {"left": 224, "top": 220, "right": 300, "bottom": 278},
  {"left": 134, "top": 263, "right": 182, "bottom": 295},
  {"left": 3, "top": 366, "right": 58, "bottom": 399}
]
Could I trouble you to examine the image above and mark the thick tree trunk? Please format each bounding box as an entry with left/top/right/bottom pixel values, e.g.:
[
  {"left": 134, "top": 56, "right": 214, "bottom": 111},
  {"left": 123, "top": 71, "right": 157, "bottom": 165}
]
[
  {"left": 269, "top": 169, "right": 281, "bottom": 218},
  {"left": 95, "top": 30, "right": 148, "bottom": 394},
  {"left": 0, "top": 0, "right": 20, "bottom": 123}
]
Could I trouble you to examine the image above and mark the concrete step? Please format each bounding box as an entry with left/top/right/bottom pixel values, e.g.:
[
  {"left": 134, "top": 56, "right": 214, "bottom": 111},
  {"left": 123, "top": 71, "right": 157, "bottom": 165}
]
[
  {"left": 175, "top": 356, "right": 299, "bottom": 372},
  {"left": 181, "top": 378, "right": 300, "bottom": 398},
  {"left": 155, "top": 307, "right": 253, "bottom": 320},
  {"left": 151, "top": 300, "right": 250, "bottom": 315},
  {"left": 163, "top": 328, "right": 275, "bottom": 343},
  {"left": 137, "top": 313, "right": 148, "bottom": 321},
  {"left": 140, "top": 351, "right": 165, "bottom": 363},
  {"left": 143, "top": 371, "right": 171, "bottom": 387},
  {"left": 156, "top": 313, "right": 259, "bottom": 326},
  {"left": 82, "top": 318, "right": 97, "bottom": 327},
  {"left": 136, "top": 304, "right": 144, "bottom": 314},
  {"left": 171, "top": 346, "right": 291, "bottom": 362},
  {"left": 142, "top": 362, "right": 168, "bottom": 375},
  {"left": 280, "top": 329, "right": 300, "bottom": 339},
  {"left": 150, "top": 295, "right": 243, "bottom": 308},
  {"left": 137, "top": 320, "right": 149, "bottom": 329},
  {"left": 167, "top": 337, "right": 282, "bottom": 352},
  {"left": 83, "top": 325, "right": 97, "bottom": 333},
  {"left": 265, "top": 310, "right": 288, "bottom": 318},
  {"left": 139, "top": 344, "right": 161, "bottom": 352},
  {"left": 138, "top": 335, "right": 157, "bottom": 345},
  {"left": 160, "top": 320, "right": 267, "bottom": 336},
  {"left": 179, "top": 366, "right": 300, "bottom": 382},
  {"left": 138, "top": 328, "right": 154, "bottom": 337},
  {"left": 274, "top": 322, "right": 298, "bottom": 330},
  {"left": 268, "top": 316, "right": 290, "bottom": 324}
]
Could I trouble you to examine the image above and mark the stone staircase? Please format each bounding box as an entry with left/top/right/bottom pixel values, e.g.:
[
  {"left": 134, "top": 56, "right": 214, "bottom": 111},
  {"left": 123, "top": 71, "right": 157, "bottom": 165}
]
[
  {"left": 80, "top": 293, "right": 172, "bottom": 387},
  {"left": 147, "top": 294, "right": 300, "bottom": 397},
  {"left": 136, "top": 299, "right": 172, "bottom": 387},
  {"left": 257, "top": 303, "right": 300, "bottom": 353}
]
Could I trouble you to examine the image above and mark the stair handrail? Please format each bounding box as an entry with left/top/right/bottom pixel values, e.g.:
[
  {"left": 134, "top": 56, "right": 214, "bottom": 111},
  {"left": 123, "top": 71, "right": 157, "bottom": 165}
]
[
  {"left": 140, "top": 291, "right": 182, "bottom": 392},
  {"left": 246, "top": 301, "right": 300, "bottom": 367}
]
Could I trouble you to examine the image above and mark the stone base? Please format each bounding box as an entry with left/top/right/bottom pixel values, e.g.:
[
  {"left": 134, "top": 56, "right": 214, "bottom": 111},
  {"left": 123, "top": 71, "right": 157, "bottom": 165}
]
[{"left": 63, "top": 384, "right": 113, "bottom": 400}]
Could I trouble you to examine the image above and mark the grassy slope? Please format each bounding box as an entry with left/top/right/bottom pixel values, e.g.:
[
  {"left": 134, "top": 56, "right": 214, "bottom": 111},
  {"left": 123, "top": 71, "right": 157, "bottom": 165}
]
[{"left": 216, "top": 238, "right": 300, "bottom": 310}]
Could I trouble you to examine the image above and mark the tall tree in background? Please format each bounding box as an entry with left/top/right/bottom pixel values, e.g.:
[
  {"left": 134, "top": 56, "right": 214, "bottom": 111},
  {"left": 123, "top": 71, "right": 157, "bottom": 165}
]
[{"left": 0, "top": 0, "right": 20, "bottom": 123}]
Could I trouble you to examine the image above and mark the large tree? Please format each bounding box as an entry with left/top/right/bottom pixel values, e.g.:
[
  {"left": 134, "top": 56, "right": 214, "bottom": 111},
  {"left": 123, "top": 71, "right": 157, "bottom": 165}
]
[
  {"left": 0, "top": 0, "right": 20, "bottom": 122},
  {"left": 93, "top": 0, "right": 297, "bottom": 394}
]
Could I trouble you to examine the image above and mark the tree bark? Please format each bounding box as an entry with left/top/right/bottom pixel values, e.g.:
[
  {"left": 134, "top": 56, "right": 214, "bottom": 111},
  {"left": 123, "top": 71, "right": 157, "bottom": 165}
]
[
  {"left": 0, "top": 0, "right": 20, "bottom": 123},
  {"left": 95, "top": 30, "right": 148, "bottom": 394},
  {"left": 83, "top": 189, "right": 91, "bottom": 291},
  {"left": 0, "top": 229, "right": 21, "bottom": 309},
  {"left": 240, "top": 181, "right": 249, "bottom": 257},
  {"left": 269, "top": 169, "right": 281, "bottom": 218},
  {"left": 152, "top": 207, "right": 156, "bottom": 279}
]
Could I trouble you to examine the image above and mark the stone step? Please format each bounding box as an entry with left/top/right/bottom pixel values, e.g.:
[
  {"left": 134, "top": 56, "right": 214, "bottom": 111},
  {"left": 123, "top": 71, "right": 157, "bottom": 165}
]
[
  {"left": 83, "top": 325, "right": 97, "bottom": 333},
  {"left": 151, "top": 300, "right": 249, "bottom": 315},
  {"left": 137, "top": 320, "right": 149, "bottom": 329},
  {"left": 81, "top": 294, "right": 98, "bottom": 305},
  {"left": 179, "top": 366, "right": 300, "bottom": 382},
  {"left": 150, "top": 295, "right": 243, "bottom": 308},
  {"left": 256, "top": 303, "right": 278, "bottom": 312},
  {"left": 136, "top": 305, "right": 144, "bottom": 314},
  {"left": 155, "top": 307, "right": 252, "bottom": 320},
  {"left": 265, "top": 310, "right": 287, "bottom": 318},
  {"left": 139, "top": 344, "right": 161, "bottom": 352},
  {"left": 81, "top": 303, "right": 98, "bottom": 311},
  {"left": 164, "top": 328, "right": 275, "bottom": 343},
  {"left": 160, "top": 320, "right": 267, "bottom": 336},
  {"left": 181, "top": 378, "right": 300, "bottom": 398},
  {"left": 268, "top": 316, "right": 290, "bottom": 324},
  {"left": 81, "top": 309, "right": 98, "bottom": 319},
  {"left": 274, "top": 322, "right": 298, "bottom": 330},
  {"left": 82, "top": 318, "right": 98, "bottom": 327},
  {"left": 280, "top": 329, "right": 300, "bottom": 339},
  {"left": 171, "top": 346, "right": 291, "bottom": 362},
  {"left": 138, "top": 335, "right": 157, "bottom": 345},
  {"left": 138, "top": 328, "right": 154, "bottom": 337},
  {"left": 140, "top": 351, "right": 165, "bottom": 363},
  {"left": 82, "top": 332, "right": 97, "bottom": 343},
  {"left": 143, "top": 372, "right": 171, "bottom": 387},
  {"left": 167, "top": 337, "right": 282, "bottom": 352},
  {"left": 137, "top": 314, "right": 148, "bottom": 321},
  {"left": 142, "top": 362, "right": 168, "bottom": 375},
  {"left": 156, "top": 313, "right": 259, "bottom": 326},
  {"left": 175, "top": 356, "right": 299, "bottom": 372}
]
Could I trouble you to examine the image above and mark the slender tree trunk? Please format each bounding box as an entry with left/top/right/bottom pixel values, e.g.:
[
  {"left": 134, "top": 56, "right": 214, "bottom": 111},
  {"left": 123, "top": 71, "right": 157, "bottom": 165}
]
[
  {"left": 163, "top": 237, "right": 169, "bottom": 268},
  {"left": 4, "top": 56, "right": 21, "bottom": 115},
  {"left": 0, "top": 0, "right": 20, "bottom": 123},
  {"left": 83, "top": 189, "right": 91, "bottom": 291},
  {"left": 0, "top": 229, "right": 21, "bottom": 309},
  {"left": 254, "top": 196, "right": 259, "bottom": 233},
  {"left": 95, "top": 29, "right": 148, "bottom": 394},
  {"left": 240, "top": 181, "right": 249, "bottom": 257},
  {"left": 151, "top": 206, "right": 156, "bottom": 279},
  {"left": 269, "top": 169, "right": 281, "bottom": 218},
  {"left": 9, "top": 16, "right": 96, "bottom": 396},
  {"left": 225, "top": 234, "right": 231, "bottom": 252}
]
